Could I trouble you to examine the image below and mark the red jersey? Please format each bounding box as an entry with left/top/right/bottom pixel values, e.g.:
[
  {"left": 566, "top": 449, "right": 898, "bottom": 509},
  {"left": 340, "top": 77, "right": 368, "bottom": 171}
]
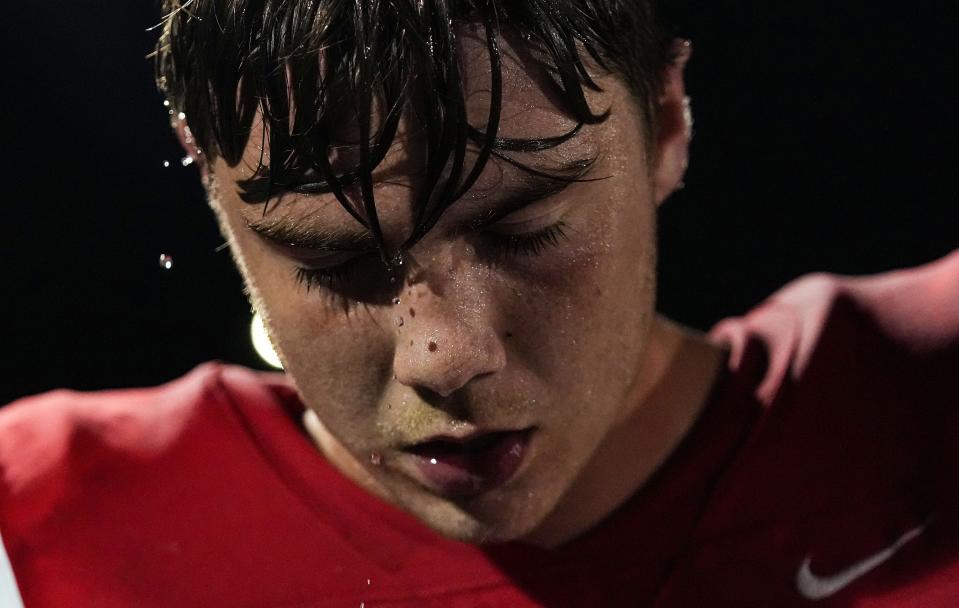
[{"left": 1, "top": 251, "right": 958, "bottom": 607}]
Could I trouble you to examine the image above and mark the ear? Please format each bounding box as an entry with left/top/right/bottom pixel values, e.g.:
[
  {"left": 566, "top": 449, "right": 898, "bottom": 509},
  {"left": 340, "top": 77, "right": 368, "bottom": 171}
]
[
  {"left": 172, "top": 113, "right": 209, "bottom": 177},
  {"left": 652, "top": 40, "right": 693, "bottom": 206}
]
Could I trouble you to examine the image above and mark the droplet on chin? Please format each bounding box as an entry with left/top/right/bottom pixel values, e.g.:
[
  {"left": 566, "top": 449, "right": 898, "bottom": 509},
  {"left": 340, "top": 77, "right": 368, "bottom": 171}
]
[
  {"left": 369, "top": 452, "right": 382, "bottom": 466},
  {"left": 158, "top": 254, "right": 174, "bottom": 270}
]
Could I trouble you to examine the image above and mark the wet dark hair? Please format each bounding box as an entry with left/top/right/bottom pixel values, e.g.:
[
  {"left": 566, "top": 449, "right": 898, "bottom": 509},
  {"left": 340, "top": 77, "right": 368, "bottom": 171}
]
[{"left": 155, "top": 0, "right": 674, "bottom": 260}]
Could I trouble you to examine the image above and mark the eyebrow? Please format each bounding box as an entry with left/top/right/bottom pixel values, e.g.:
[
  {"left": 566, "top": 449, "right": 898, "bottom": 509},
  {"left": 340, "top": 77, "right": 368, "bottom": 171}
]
[
  {"left": 246, "top": 219, "right": 378, "bottom": 253},
  {"left": 244, "top": 155, "right": 601, "bottom": 251},
  {"left": 465, "top": 156, "right": 601, "bottom": 229}
]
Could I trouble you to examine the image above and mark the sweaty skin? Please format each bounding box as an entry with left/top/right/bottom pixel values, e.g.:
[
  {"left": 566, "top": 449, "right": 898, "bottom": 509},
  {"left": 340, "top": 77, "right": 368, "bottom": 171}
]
[{"left": 192, "top": 34, "right": 723, "bottom": 547}]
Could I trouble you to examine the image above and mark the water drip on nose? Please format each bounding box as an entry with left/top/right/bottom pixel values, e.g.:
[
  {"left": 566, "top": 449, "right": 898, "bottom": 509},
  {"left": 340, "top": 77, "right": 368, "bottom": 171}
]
[
  {"left": 158, "top": 254, "right": 174, "bottom": 270},
  {"left": 369, "top": 452, "right": 382, "bottom": 466}
]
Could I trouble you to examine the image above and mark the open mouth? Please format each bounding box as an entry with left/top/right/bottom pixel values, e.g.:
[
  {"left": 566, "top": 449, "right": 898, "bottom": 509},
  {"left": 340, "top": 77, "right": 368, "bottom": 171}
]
[{"left": 403, "top": 429, "right": 534, "bottom": 498}]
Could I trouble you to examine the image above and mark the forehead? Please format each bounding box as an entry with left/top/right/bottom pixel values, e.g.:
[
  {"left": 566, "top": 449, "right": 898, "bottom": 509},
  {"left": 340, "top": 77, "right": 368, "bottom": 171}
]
[{"left": 218, "top": 28, "right": 639, "bottom": 236}]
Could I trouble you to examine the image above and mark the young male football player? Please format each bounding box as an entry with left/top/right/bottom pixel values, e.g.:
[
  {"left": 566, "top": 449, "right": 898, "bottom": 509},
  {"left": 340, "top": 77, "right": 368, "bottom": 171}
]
[{"left": 1, "top": 1, "right": 957, "bottom": 606}]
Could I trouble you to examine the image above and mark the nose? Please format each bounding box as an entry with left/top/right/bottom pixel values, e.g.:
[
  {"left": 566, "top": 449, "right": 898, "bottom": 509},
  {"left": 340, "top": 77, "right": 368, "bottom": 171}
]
[{"left": 391, "top": 281, "right": 507, "bottom": 398}]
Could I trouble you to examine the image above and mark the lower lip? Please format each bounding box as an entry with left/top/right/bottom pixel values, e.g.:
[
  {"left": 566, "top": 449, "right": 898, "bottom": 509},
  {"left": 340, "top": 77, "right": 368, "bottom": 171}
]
[{"left": 405, "top": 430, "right": 532, "bottom": 498}]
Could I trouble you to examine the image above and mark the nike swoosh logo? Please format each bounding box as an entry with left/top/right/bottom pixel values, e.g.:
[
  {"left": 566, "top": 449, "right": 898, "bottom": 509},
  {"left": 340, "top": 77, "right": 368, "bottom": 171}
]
[{"left": 796, "top": 522, "right": 927, "bottom": 601}]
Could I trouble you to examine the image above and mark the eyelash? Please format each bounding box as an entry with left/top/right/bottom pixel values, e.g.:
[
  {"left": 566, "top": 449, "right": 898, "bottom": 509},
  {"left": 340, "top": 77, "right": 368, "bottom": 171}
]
[
  {"left": 480, "top": 222, "right": 570, "bottom": 264},
  {"left": 292, "top": 221, "right": 570, "bottom": 293},
  {"left": 294, "top": 265, "right": 357, "bottom": 292}
]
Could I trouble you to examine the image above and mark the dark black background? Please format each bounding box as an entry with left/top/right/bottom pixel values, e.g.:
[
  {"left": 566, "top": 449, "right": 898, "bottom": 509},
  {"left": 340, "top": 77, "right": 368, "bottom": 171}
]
[{"left": 1, "top": 2, "right": 956, "bottom": 405}]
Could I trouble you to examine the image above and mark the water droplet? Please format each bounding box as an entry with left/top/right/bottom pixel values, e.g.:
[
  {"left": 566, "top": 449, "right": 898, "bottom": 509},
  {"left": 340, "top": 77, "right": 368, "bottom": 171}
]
[
  {"left": 391, "top": 297, "right": 401, "bottom": 305},
  {"left": 427, "top": 340, "right": 438, "bottom": 352},
  {"left": 177, "top": 111, "right": 186, "bottom": 121},
  {"left": 367, "top": 578, "right": 371, "bottom": 586},
  {"left": 158, "top": 254, "right": 174, "bottom": 270},
  {"left": 162, "top": 160, "right": 170, "bottom": 168},
  {"left": 429, "top": 458, "right": 438, "bottom": 465},
  {"left": 163, "top": 100, "right": 170, "bottom": 107},
  {"left": 181, "top": 156, "right": 195, "bottom": 167},
  {"left": 395, "top": 317, "right": 404, "bottom": 327},
  {"left": 369, "top": 452, "right": 382, "bottom": 466}
]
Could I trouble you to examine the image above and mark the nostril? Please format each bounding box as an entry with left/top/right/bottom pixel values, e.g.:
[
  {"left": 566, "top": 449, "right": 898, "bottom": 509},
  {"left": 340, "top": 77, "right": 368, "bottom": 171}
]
[{"left": 413, "top": 386, "right": 443, "bottom": 403}]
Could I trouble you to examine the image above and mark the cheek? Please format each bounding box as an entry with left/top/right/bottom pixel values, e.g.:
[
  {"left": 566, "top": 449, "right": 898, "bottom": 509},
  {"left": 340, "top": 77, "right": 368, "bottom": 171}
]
[
  {"left": 228, "top": 226, "right": 394, "bottom": 427},
  {"left": 501, "top": 191, "right": 656, "bottom": 409}
]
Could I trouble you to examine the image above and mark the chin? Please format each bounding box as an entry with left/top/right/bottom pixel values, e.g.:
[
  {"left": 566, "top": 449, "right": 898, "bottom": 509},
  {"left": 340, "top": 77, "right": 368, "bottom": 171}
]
[
  {"left": 392, "top": 485, "right": 551, "bottom": 545},
  {"left": 420, "top": 511, "right": 541, "bottom": 545}
]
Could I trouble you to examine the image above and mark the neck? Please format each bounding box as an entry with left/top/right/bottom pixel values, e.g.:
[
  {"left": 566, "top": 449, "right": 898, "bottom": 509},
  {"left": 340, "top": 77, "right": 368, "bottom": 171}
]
[{"left": 523, "top": 316, "right": 726, "bottom": 548}]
